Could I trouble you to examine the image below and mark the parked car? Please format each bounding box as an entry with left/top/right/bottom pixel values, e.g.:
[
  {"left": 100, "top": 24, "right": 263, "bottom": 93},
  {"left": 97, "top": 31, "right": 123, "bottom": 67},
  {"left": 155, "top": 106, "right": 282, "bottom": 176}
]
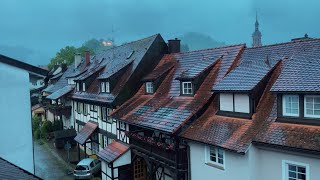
[{"left": 73, "top": 158, "right": 101, "bottom": 179}]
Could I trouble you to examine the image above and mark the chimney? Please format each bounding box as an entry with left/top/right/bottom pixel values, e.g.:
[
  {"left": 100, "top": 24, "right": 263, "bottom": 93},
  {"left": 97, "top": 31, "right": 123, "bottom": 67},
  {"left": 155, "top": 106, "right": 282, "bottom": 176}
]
[
  {"left": 168, "top": 38, "right": 181, "bottom": 53},
  {"left": 85, "top": 51, "right": 90, "bottom": 65},
  {"left": 74, "top": 53, "right": 81, "bottom": 69}
]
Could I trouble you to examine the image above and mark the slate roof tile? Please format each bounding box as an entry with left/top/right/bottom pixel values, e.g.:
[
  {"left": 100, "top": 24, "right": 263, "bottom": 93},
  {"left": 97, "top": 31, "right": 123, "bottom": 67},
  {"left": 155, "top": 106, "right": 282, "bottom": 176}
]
[
  {"left": 0, "top": 158, "right": 41, "bottom": 180},
  {"left": 72, "top": 34, "right": 159, "bottom": 103},
  {"left": 46, "top": 85, "right": 74, "bottom": 100}
]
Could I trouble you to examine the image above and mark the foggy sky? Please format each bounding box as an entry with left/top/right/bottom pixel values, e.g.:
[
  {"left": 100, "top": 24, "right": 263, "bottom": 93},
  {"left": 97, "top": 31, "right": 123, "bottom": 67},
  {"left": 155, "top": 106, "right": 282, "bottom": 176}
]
[{"left": 0, "top": 0, "right": 319, "bottom": 65}]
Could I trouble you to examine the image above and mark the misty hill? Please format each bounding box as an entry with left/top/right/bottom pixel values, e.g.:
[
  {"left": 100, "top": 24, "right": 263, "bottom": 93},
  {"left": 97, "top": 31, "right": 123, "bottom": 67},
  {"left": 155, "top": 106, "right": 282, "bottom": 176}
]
[
  {"left": 179, "top": 32, "right": 226, "bottom": 52},
  {"left": 0, "top": 45, "right": 50, "bottom": 66}
]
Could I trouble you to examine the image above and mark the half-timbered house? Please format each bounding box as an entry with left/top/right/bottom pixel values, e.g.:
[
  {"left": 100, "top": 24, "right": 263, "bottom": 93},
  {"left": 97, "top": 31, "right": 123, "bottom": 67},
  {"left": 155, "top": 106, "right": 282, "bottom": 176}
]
[{"left": 71, "top": 34, "right": 168, "bottom": 167}]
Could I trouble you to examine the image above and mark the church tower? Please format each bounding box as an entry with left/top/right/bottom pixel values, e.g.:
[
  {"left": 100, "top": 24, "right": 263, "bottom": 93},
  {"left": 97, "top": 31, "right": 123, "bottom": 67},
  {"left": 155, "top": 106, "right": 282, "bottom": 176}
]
[{"left": 252, "top": 12, "right": 262, "bottom": 47}]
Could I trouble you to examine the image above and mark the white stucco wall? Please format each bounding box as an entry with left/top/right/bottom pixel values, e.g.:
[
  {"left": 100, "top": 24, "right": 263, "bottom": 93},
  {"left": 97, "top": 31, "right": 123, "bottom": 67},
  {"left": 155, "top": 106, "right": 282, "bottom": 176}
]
[
  {"left": 0, "top": 62, "right": 34, "bottom": 173},
  {"left": 189, "top": 142, "right": 255, "bottom": 180},
  {"left": 255, "top": 148, "right": 320, "bottom": 180},
  {"left": 189, "top": 141, "right": 320, "bottom": 180}
]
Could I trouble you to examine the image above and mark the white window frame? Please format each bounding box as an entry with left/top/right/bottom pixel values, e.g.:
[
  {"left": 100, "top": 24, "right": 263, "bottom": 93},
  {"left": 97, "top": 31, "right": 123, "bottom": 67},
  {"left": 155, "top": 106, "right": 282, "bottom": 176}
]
[
  {"left": 83, "top": 82, "right": 86, "bottom": 91},
  {"left": 105, "top": 82, "right": 110, "bottom": 93},
  {"left": 76, "top": 83, "right": 80, "bottom": 91},
  {"left": 182, "top": 81, "right": 193, "bottom": 95},
  {"left": 101, "top": 82, "right": 105, "bottom": 93},
  {"left": 282, "top": 160, "right": 309, "bottom": 180},
  {"left": 107, "top": 108, "right": 113, "bottom": 123},
  {"left": 146, "top": 82, "right": 154, "bottom": 93},
  {"left": 283, "top": 95, "right": 299, "bottom": 117},
  {"left": 304, "top": 95, "right": 320, "bottom": 118},
  {"left": 83, "top": 104, "right": 88, "bottom": 115},
  {"left": 205, "top": 146, "right": 225, "bottom": 169}
]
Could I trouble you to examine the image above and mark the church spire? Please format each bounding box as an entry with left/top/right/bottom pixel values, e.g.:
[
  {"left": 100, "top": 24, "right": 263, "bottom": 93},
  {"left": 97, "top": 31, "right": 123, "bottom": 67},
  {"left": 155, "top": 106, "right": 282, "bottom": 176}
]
[{"left": 252, "top": 11, "right": 262, "bottom": 47}]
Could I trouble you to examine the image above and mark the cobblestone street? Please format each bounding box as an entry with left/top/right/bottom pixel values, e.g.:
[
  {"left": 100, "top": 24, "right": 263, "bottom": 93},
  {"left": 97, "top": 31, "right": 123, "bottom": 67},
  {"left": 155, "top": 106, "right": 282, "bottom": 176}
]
[{"left": 34, "top": 141, "right": 74, "bottom": 180}]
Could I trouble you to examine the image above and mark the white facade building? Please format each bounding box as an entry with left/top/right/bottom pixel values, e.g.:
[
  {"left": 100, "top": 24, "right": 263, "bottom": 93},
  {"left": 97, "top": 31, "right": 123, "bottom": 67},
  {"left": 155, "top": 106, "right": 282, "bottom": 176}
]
[
  {"left": 189, "top": 142, "right": 320, "bottom": 180},
  {"left": 0, "top": 54, "right": 48, "bottom": 174}
]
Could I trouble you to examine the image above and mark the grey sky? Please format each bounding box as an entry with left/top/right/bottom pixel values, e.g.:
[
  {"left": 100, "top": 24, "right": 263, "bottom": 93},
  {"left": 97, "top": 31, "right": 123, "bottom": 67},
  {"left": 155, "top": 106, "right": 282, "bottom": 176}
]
[{"left": 0, "top": 0, "right": 319, "bottom": 65}]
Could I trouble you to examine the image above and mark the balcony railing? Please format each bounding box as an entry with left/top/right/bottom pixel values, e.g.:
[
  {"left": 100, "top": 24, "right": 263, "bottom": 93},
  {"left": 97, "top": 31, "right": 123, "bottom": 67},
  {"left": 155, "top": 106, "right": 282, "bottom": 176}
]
[{"left": 127, "top": 132, "right": 188, "bottom": 169}]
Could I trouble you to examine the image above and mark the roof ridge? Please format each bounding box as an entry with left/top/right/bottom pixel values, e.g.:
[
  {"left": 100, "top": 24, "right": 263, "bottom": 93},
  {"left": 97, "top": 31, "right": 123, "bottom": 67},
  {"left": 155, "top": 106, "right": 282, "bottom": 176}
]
[
  {"left": 247, "top": 38, "right": 320, "bottom": 50},
  {"left": 101, "top": 34, "right": 159, "bottom": 52},
  {"left": 168, "top": 43, "right": 246, "bottom": 55}
]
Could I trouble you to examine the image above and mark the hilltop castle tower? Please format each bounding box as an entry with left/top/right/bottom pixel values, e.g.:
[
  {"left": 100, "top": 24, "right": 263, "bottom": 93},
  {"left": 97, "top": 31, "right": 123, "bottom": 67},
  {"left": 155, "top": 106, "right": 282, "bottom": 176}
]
[{"left": 252, "top": 13, "right": 262, "bottom": 47}]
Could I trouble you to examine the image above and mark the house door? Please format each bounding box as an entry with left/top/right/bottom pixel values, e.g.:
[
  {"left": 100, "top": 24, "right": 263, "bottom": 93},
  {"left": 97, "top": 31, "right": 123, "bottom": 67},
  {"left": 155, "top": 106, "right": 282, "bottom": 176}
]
[{"left": 133, "top": 157, "right": 147, "bottom": 180}]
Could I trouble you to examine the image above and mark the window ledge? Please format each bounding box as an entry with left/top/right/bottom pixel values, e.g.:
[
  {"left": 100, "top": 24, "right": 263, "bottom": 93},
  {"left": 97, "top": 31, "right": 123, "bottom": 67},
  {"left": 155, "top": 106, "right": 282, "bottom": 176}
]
[{"left": 205, "top": 163, "right": 225, "bottom": 170}]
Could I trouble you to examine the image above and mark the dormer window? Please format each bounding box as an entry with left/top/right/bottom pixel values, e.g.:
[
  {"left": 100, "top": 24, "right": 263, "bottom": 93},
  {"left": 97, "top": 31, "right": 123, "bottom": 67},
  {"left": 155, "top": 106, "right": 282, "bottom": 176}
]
[
  {"left": 282, "top": 95, "right": 299, "bottom": 117},
  {"left": 145, "top": 82, "right": 154, "bottom": 94},
  {"left": 219, "top": 93, "right": 250, "bottom": 114},
  {"left": 100, "top": 81, "right": 110, "bottom": 93},
  {"left": 182, "top": 82, "right": 193, "bottom": 95},
  {"left": 304, "top": 95, "right": 320, "bottom": 118}
]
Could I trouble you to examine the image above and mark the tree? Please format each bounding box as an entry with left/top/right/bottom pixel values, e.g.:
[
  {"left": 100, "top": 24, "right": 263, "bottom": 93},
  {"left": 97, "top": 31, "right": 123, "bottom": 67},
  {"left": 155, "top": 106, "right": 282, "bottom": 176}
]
[
  {"left": 48, "top": 38, "right": 114, "bottom": 70},
  {"left": 48, "top": 46, "right": 78, "bottom": 70}
]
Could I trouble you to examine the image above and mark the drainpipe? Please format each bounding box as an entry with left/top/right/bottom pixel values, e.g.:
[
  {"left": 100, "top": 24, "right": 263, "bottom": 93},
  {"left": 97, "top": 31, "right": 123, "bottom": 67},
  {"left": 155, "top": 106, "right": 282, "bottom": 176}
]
[{"left": 187, "top": 142, "right": 191, "bottom": 180}]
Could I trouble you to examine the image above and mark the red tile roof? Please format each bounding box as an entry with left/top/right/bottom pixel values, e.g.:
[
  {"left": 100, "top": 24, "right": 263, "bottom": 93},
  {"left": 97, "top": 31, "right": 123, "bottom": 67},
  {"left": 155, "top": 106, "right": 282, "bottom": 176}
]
[
  {"left": 97, "top": 141, "right": 130, "bottom": 163},
  {"left": 112, "top": 44, "right": 245, "bottom": 133},
  {"left": 74, "top": 121, "right": 98, "bottom": 145},
  {"left": 182, "top": 39, "right": 320, "bottom": 153},
  {"left": 181, "top": 61, "right": 282, "bottom": 153},
  {"left": 254, "top": 122, "right": 320, "bottom": 152}
]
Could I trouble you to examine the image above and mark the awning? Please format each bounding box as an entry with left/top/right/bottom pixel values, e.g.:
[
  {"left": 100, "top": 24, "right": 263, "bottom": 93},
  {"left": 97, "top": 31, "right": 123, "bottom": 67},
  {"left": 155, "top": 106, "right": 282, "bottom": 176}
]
[
  {"left": 97, "top": 140, "right": 131, "bottom": 166},
  {"left": 46, "top": 85, "right": 74, "bottom": 100},
  {"left": 74, "top": 121, "right": 98, "bottom": 145}
]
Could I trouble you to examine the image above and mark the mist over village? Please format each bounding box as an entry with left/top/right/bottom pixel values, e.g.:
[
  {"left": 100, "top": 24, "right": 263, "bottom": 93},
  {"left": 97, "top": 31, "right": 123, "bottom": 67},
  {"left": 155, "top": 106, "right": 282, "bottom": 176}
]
[{"left": 0, "top": 1, "right": 320, "bottom": 180}]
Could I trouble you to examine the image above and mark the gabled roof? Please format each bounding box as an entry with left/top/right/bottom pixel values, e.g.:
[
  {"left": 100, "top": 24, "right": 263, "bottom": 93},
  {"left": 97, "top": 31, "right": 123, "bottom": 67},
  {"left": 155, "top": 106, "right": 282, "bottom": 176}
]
[
  {"left": 0, "top": 157, "right": 41, "bottom": 180},
  {"left": 72, "top": 34, "right": 161, "bottom": 104},
  {"left": 43, "top": 60, "right": 86, "bottom": 94},
  {"left": 46, "top": 85, "right": 74, "bottom": 100},
  {"left": 181, "top": 62, "right": 282, "bottom": 153},
  {"left": 176, "top": 58, "right": 219, "bottom": 80},
  {"left": 74, "top": 121, "right": 98, "bottom": 145},
  {"left": 97, "top": 141, "right": 130, "bottom": 163},
  {"left": 112, "top": 44, "right": 245, "bottom": 133},
  {"left": 0, "top": 54, "right": 48, "bottom": 77},
  {"left": 213, "top": 57, "right": 280, "bottom": 92},
  {"left": 270, "top": 41, "right": 320, "bottom": 92}
]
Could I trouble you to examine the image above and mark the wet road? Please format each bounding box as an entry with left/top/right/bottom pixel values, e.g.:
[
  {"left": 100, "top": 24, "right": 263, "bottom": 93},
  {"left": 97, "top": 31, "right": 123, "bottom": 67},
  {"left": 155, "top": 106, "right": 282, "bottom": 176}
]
[{"left": 34, "top": 141, "right": 73, "bottom": 180}]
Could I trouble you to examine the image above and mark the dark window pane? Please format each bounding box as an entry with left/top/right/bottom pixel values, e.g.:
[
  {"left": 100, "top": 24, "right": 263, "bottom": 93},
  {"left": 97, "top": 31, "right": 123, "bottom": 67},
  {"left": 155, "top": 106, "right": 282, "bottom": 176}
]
[
  {"left": 298, "top": 173, "right": 306, "bottom": 180},
  {"left": 298, "top": 167, "right": 306, "bottom": 173},
  {"left": 288, "top": 171, "right": 296, "bottom": 178},
  {"left": 218, "top": 158, "right": 223, "bottom": 164},
  {"left": 289, "top": 165, "right": 297, "bottom": 171}
]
